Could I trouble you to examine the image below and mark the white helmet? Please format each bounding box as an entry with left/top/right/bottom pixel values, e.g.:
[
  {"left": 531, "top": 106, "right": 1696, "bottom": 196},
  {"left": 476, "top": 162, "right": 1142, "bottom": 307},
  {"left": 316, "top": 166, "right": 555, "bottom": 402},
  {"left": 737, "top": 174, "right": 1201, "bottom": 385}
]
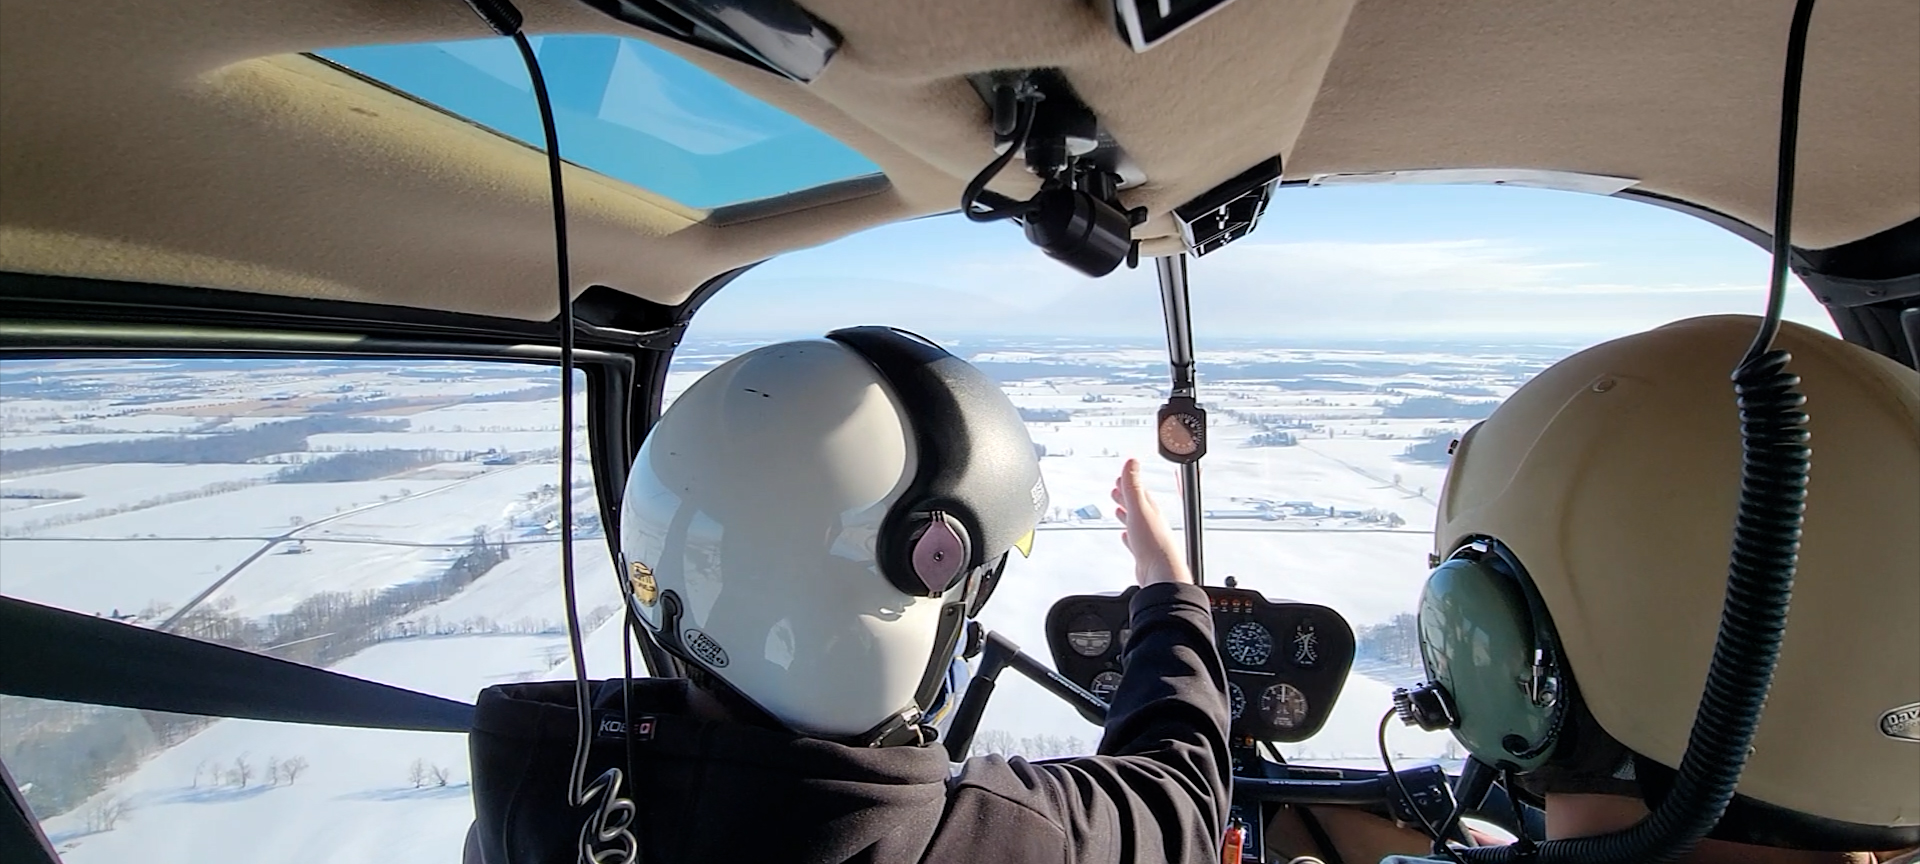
[
  {"left": 620, "top": 328, "right": 1047, "bottom": 744},
  {"left": 1430, "top": 315, "right": 1919, "bottom": 846}
]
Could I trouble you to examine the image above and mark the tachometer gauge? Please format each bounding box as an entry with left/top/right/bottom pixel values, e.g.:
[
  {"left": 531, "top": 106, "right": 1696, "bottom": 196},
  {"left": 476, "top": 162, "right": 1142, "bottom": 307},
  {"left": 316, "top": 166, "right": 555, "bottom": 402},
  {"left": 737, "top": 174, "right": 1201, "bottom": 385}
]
[
  {"left": 1067, "top": 613, "right": 1112, "bottom": 657},
  {"left": 1228, "top": 682, "right": 1245, "bottom": 720},
  {"left": 1224, "top": 621, "right": 1272, "bottom": 667},
  {"left": 1091, "top": 670, "right": 1123, "bottom": 701},
  {"left": 1260, "top": 683, "right": 1310, "bottom": 730},
  {"left": 1291, "top": 623, "right": 1319, "bottom": 668}
]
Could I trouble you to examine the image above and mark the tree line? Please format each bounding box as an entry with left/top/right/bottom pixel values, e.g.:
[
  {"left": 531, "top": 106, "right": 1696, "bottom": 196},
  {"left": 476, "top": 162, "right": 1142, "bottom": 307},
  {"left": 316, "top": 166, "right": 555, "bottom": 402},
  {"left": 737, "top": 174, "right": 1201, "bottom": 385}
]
[
  {"left": 0, "top": 416, "right": 408, "bottom": 474},
  {"left": 1355, "top": 612, "right": 1420, "bottom": 667},
  {"left": 1400, "top": 431, "right": 1459, "bottom": 465},
  {"left": 172, "top": 528, "right": 513, "bottom": 665},
  {"left": 1379, "top": 395, "right": 1499, "bottom": 420},
  {"left": 271, "top": 449, "right": 436, "bottom": 483}
]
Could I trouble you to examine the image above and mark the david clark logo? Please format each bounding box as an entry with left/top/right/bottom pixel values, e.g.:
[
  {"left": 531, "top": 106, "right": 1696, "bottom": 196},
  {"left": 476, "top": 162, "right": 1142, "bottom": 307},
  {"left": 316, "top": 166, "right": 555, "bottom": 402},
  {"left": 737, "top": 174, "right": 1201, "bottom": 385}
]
[
  {"left": 685, "top": 629, "right": 729, "bottom": 668},
  {"left": 1881, "top": 702, "right": 1920, "bottom": 742}
]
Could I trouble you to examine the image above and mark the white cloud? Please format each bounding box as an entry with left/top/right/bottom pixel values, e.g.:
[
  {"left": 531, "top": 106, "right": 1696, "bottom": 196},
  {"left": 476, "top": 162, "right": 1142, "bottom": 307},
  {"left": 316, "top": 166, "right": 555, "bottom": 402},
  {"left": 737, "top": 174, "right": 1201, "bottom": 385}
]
[{"left": 693, "top": 237, "right": 1835, "bottom": 344}]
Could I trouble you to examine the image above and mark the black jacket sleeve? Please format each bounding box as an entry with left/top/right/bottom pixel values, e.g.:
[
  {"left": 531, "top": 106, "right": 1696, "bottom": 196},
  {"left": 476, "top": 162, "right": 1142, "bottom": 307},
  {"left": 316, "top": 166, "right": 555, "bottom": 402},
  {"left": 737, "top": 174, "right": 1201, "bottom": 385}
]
[{"left": 920, "top": 583, "right": 1231, "bottom": 864}]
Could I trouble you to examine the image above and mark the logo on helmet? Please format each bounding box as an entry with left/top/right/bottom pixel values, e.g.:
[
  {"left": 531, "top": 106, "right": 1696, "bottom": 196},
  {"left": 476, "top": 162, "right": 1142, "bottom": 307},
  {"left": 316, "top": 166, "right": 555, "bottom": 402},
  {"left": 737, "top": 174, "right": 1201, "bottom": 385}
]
[
  {"left": 1881, "top": 702, "right": 1920, "bottom": 742},
  {"left": 628, "top": 560, "right": 658, "bottom": 607},
  {"left": 685, "top": 629, "right": 729, "bottom": 668}
]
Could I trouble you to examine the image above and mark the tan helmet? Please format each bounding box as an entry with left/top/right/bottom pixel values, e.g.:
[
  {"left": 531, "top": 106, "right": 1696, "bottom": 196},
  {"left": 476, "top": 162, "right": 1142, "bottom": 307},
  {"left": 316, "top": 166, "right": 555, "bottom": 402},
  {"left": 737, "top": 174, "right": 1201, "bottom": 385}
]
[{"left": 1434, "top": 314, "right": 1920, "bottom": 830}]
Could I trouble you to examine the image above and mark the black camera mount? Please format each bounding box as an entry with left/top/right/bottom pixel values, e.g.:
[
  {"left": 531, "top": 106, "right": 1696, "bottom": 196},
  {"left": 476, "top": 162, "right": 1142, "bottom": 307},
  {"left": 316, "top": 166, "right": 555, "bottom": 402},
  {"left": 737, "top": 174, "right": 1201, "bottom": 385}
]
[{"left": 960, "top": 72, "right": 1148, "bottom": 277}]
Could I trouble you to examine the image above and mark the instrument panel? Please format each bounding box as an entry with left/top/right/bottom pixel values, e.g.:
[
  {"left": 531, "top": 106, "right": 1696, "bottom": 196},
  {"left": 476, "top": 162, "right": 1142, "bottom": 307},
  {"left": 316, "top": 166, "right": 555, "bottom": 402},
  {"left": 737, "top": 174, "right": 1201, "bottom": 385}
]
[{"left": 1045, "top": 585, "right": 1355, "bottom": 742}]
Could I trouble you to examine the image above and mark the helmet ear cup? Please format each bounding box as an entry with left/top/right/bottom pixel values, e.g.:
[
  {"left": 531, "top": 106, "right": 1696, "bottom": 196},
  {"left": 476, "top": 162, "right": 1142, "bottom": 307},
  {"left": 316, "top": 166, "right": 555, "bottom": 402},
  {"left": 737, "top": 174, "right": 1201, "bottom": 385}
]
[
  {"left": 1412, "top": 544, "right": 1567, "bottom": 772},
  {"left": 907, "top": 512, "right": 972, "bottom": 595}
]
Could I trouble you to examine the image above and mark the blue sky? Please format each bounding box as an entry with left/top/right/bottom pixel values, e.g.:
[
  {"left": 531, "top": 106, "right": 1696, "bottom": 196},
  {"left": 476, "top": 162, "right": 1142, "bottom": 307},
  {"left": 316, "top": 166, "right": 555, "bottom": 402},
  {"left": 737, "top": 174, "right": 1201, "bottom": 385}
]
[
  {"left": 690, "top": 184, "right": 1835, "bottom": 346},
  {"left": 319, "top": 36, "right": 877, "bottom": 209}
]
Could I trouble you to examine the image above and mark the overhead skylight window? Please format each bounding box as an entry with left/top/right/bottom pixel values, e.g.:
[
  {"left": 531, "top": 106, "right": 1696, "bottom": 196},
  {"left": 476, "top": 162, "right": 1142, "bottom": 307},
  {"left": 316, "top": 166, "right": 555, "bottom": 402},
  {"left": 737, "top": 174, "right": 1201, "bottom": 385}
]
[{"left": 316, "top": 36, "right": 882, "bottom": 210}]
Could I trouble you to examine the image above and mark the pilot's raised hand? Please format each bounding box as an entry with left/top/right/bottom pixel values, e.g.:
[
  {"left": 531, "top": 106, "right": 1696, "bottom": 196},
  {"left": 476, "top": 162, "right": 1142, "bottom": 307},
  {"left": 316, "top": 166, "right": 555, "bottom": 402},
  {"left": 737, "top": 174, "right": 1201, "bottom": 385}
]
[{"left": 1110, "top": 458, "right": 1194, "bottom": 587}]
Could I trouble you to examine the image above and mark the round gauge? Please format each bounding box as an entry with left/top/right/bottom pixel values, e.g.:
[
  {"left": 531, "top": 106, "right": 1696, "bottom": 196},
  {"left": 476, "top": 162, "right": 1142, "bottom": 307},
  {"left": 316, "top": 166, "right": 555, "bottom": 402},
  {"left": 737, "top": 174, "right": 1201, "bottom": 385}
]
[
  {"left": 1066, "top": 613, "right": 1112, "bottom": 657},
  {"left": 1158, "top": 412, "right": 1204, "bottom": 456},
  {"left": 1228, "top": 682, "right": 1246, "bottom": 720},
  {"left": 1090, "top": 670, "right": 1124, "bottom": 700},
  {"left": 1290, "top": 622, "right": 1320, "bottom": 668},
  {"left": 1224, "top": 621, "right": 1272, "bottom": 667},
  {"left": 1260, "top": 683, "right": 1311, "bottom": 730}
]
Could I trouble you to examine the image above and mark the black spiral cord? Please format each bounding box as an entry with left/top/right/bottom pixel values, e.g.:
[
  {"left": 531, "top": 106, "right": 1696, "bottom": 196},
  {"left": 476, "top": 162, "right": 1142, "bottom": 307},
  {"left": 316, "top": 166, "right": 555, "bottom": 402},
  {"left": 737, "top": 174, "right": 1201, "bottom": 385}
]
[{"left": 1453, "top": 1, "right": 1817, "bottom": 861}]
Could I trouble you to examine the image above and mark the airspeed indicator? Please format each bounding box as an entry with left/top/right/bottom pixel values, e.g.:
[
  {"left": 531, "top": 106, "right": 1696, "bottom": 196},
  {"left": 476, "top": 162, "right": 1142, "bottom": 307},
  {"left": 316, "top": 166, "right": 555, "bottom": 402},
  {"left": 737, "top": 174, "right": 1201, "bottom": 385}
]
[{"left": 1224, "top": 621, "right": 1272, "bottom": 667}]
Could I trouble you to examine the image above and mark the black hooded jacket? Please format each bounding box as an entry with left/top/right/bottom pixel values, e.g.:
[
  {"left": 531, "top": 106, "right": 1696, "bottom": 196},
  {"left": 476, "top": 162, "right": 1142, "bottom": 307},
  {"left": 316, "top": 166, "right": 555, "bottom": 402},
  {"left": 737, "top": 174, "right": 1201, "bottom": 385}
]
[{"left": 466, "top": 582, "right": 1231, "bottom": 864}]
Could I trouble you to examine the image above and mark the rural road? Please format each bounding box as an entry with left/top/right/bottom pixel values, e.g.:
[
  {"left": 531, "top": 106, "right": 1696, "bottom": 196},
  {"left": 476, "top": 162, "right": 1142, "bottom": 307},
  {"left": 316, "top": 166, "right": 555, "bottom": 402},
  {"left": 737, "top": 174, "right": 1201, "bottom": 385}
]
[{"left": 155, "top": 465, "right": 532, "bottom": 631}]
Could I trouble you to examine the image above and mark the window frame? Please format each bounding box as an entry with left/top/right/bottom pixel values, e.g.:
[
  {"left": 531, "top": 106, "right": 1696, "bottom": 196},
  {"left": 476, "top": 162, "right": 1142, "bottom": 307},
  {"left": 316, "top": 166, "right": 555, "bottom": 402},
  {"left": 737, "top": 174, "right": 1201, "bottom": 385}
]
[{"left": 0, "top": 269, "right": 701, "bottom": 727}]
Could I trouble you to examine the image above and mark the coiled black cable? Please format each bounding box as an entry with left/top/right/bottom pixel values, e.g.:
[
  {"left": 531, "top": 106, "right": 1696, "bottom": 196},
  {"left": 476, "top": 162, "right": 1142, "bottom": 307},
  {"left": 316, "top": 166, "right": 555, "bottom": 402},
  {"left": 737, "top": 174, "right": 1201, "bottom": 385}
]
[{"left": 1454, "top": 1, "right": 1816, "bottom": 861}]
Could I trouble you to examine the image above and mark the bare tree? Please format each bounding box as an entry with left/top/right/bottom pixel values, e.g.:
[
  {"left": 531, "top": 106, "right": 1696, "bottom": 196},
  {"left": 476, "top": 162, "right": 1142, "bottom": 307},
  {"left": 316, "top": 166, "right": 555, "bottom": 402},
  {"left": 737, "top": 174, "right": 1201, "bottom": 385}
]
[
  {"left": 230, "top": 755, "right": 254, "bottom": 788},
  {"left": 969, "top": 729, "right": 1019, "bottom": 759},
  {"left": 85, "top": 797, "right": 130, "bottom": 832},
  {"left": 280, "top": 756, "right": 310, "bottom": 785},
  {"left": 408, "top": 758, "right": 428, "bottom": 789},
  {"left": 428, "top": 764, "right": 451, "bottom": 788},
  {"left": 266, "top": 756, "right": 282, "bottom": 786}
]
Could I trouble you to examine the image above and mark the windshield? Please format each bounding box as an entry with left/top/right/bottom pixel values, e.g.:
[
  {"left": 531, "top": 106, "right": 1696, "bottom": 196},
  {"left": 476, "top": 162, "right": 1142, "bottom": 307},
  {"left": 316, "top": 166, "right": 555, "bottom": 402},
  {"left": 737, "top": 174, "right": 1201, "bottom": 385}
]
[
  {"left": 671, "top": 183, "right": 1834, "bottom": 765},
  {"left": 0, "top": 186, "right": 1839, "bottom": 862}
]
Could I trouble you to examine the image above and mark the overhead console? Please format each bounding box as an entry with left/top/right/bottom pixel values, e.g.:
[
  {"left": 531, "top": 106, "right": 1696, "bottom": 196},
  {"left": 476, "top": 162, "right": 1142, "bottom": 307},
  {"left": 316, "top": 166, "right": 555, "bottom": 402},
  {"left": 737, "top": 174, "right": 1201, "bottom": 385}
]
[
  {"left": 1106, "top": 0, "right": 1247, "bottom": 53},
  {"left": 1045, "top": 584, "right": 1354, "bottom": 742},
  {"left": 1174, "top": 158, "right": 1282, "bottom": 257}
]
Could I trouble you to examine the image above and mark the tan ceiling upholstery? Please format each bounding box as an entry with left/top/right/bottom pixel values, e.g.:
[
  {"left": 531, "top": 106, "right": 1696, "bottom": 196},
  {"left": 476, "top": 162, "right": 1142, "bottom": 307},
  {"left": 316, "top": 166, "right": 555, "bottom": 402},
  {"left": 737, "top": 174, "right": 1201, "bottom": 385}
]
[
  {"left": 1, "top": 0, "right": 1914, "bottom": 320},
  {"left": 1288, "top": 0, "right": 1920, "bottom": 249}
]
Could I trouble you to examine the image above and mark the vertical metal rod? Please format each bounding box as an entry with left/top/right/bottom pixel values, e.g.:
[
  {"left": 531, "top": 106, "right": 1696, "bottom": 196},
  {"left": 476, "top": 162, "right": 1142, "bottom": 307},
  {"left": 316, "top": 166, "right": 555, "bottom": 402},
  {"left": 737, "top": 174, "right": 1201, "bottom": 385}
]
[
  {"left": 1154, "top": 254, "right": 1206, "bottom": 585},
  {"left": 1156, "top": 255, "right": 1197, "bottom": 396}
]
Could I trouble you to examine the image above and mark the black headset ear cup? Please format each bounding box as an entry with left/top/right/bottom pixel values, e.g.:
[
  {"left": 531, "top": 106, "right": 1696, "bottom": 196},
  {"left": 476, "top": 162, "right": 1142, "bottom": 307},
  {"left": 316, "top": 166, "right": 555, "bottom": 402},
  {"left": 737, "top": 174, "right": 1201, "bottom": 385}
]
[{"left": 907, "top": 512, "right": 971, "bottom": 595}]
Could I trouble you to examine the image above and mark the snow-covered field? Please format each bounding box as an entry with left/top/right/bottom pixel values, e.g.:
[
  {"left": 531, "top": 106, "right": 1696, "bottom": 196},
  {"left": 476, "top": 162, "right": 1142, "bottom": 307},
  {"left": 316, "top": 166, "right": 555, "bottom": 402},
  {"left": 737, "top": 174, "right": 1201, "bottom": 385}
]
[{"left": 1, "top": 342, "right": 1558, "bottom": 862}]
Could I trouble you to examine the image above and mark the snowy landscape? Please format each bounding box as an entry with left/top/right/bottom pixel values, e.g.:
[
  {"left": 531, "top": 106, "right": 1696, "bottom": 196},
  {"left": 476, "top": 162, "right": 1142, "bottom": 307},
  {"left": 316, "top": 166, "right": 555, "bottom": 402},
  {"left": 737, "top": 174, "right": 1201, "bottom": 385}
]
[{"left": 1, "top": 337, "right": 1568, "bottom": 862}]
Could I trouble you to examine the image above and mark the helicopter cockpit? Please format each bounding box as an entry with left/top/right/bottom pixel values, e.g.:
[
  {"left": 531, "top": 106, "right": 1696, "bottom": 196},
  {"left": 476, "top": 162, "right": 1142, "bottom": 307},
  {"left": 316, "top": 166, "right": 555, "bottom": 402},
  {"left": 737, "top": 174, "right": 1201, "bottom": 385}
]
[{"left": 2, "top": 0, "right": 1916, "bottom": 863}]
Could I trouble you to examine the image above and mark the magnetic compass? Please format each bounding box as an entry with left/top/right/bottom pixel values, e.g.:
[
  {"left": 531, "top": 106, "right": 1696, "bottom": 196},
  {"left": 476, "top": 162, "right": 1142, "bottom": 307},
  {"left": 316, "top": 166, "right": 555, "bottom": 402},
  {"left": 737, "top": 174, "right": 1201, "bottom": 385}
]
[{"left": 1155, "top": 397, "right": 1208, "bottom": 463}]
